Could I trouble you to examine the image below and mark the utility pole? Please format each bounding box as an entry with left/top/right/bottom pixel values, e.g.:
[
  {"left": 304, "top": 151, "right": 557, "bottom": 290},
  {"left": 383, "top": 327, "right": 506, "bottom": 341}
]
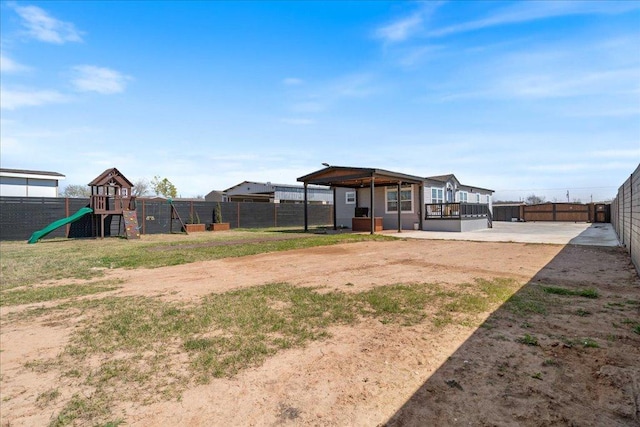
[{"left": 566, "top": 190, "right": 569, "bottom": 202}]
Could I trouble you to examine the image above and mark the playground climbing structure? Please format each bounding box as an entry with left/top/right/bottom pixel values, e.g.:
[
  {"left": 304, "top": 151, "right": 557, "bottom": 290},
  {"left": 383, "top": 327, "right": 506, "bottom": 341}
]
[{"left": 88, "top": 167, "right": 139, "bottom": 239}]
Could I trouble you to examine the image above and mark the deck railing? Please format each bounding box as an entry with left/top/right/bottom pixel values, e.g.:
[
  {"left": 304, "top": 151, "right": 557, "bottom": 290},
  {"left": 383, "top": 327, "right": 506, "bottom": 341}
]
[
  {"left": 91, "top": 195, "right": 136, "bottom": 214},
  {"left": 425, "top": 203, "right": 490, "bottom": 219}
]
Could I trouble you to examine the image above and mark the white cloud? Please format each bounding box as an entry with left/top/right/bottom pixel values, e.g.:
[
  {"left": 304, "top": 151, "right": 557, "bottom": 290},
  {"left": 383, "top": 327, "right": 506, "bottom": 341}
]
[
  {"left": 71, "top": 65, "right": 131, "bottom": 94},
  {"left": 12, "top": 4, "right": 83, "bottom": 44},
  {"left": 0, "top": 52, "right": 30, "bottom": 73},
  {"left": 434, "top": 35, "right": 640, "bottom": 103},
  {"left": 285, "top": 72, "right": 380, "bottom": 116},
  {"left": 374, "top": 2, "right": 444, "bottom": 43},
  {"left": 494, "top": 68, "right": 639, "bottom": 99},
  {"left": 0, "top": 87, "right": 69, "bottom": 110},
  {"left": 429, "top": 1, "right": 640, "bottom": 38},
  {"left": 330, "top": 73, "right": 378, "bottom": 98},
  {"left": 395, "top": 44, "right": 443, "bottom": 67},
  {"left": 283, "top": 77, "right": 304, "bottom": 86},
  {"left": 376, "top": 13, "right": 423, "bottom": 43}
]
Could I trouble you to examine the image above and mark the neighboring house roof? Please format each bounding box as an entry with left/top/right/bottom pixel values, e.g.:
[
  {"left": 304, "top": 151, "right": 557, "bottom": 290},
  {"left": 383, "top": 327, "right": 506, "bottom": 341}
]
[
  {"left": 224, "top": 180, "right": 330, "bottom": 194},
  {"left": 88, "top": 167, "right": 133, "bottom": 188},
  {"left": 205, "top": 190, "right": 225, "bottom": 202},
  {"left": 224, "top": 181, "right": 275, "bottom": 194},
  {"left": 0, "top": 168, "right": 65, "bottom": 179}
]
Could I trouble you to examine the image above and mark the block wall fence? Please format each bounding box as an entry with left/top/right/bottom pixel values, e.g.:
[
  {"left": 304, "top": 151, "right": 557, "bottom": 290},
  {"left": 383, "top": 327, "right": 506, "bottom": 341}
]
[{"left": 611, "top": 163, "right": 640, "bottom": 274}]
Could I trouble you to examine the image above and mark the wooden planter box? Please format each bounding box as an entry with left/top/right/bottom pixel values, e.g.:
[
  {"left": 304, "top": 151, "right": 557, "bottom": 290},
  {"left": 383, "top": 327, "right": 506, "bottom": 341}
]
[
  {"left": 351, "top": 217, "right": 383, "bottom": 232},
  {"left": 209, "top": 223, "right": 230, "bottom": 231},
  {"left": 184, "top": 223, "right": 206, "bottom": 233}
]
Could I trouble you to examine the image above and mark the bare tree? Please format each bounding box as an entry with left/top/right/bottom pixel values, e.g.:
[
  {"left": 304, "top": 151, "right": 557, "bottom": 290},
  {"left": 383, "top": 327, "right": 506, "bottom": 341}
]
[
  {"left": 525, "top": 194, "right": 545, "bottom": 205},
  {"left": 132, "top": 178, "right": 152, "bottom": 197},
  {"left": 61, "top": 184, "right": 91, "bottom": 198}
]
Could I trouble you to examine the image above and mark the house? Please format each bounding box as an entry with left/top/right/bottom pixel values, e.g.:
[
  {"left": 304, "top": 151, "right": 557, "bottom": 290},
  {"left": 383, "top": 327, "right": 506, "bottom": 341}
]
[
  {"left": 422, "top": 174, "right": 494, "bottom": 231},
  {"left": 204, "top": 190, "right": 226, "bottom": 202},
  {"left": 0, "top": 168, "right": 65, "bottom": 197},
  {"left": 223, "top": 181, "right": 333, "bottom": 204},
  {"left": 297, "top": 166, "right": 493, "bottom": 233}
]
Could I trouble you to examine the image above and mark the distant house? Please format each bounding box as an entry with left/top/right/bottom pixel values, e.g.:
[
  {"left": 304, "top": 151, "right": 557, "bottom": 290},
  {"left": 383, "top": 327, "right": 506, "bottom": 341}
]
[
  {"left": 298, "top": 166, "right": 494, "bottom": 232},
  {"left": 204, "top": 190, "right": 226, "bottom": 202},
  {"left": 223, "top": 181, "right": 333, "bottom": 204},
  {"left": 0, "top": 168, "right": 65, "bottom": 197}
]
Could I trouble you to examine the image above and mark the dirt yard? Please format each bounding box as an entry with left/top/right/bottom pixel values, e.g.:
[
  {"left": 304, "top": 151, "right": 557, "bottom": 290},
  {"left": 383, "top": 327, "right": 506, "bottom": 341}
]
[{"left": 1, "top": 238, "right": 639, "bottom": 426}]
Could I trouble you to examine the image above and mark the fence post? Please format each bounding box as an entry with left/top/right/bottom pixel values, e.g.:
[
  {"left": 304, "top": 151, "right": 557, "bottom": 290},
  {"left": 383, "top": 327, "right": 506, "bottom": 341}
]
[
  {"left": 65, "top": 197, "right": 70, "bottom": 237},
  {"left": 622, "top": 182, "right": 625, "bottom": 246},
  {"left": 142, "top": 199, "right": 146, "bottom": 235},
  {"left": 630, "top": 172, "right": 633, "bottom": 256}
]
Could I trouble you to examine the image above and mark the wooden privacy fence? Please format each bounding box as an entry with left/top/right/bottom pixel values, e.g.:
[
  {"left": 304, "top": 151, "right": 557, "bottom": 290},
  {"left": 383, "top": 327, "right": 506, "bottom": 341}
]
[
  {"left": 523, "top": 203, "right": 589, "bottom": 222},
  {"left": 612, "top": 164, "right": 639, "bottom": 273},
  {"left": 0, "top": 197, "right": 333, "bottom": 241},
  {"left": 493, "top": 202, "right": 609, "bottom": 223}
]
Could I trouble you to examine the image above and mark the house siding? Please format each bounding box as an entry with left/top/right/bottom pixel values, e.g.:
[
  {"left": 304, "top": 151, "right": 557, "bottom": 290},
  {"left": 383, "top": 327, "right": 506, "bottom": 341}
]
[
  {"left": 335, "top": 187, "right": 357, "bottom": 228},
  {"left": 424, "top": 184, "right": 493, "bottom": 211},
  {"left": 334, "top": 186, "right": 416, "bottom": 230},
  {"left": 0, "top": 176, "right": 60, "bottom": 197}
]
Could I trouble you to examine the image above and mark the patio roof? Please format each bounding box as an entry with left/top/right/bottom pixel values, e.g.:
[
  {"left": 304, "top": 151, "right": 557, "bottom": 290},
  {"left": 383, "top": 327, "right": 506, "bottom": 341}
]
[
  {"left": 297, "top": 166, "right": 424, "bottom": 188},
  {"left": 298, "top": 166, "right": 425, "bottom": 234}
]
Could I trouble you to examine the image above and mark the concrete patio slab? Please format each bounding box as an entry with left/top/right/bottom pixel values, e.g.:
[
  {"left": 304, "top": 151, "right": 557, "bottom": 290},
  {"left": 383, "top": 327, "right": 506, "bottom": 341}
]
[{"left": 385, "top": 222, "right": 620, "bottom": 246}]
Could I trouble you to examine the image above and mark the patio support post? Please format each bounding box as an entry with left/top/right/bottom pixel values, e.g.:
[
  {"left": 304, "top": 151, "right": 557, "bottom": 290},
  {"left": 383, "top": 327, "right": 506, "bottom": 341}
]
[
  {"left": 397, "top": 181, "right": 402, "bottom": 233},
  {"left": 370, "top": 176, "right": 375, "bottom": 234},
  {"left": 418, "top": 183, "right": 424, "bottom": 230},
  {"left": 332, "top": 187, "right": 337, "bottom": 230},
  {"left": 303, "top": 182, "right": 308, "bottom": 232}
]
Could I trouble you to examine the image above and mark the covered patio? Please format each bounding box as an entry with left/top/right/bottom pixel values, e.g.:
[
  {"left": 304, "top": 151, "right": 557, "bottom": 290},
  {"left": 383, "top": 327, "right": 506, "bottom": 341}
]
[{"left": 297, "top": 166, "right": 425, "bottom": 234}]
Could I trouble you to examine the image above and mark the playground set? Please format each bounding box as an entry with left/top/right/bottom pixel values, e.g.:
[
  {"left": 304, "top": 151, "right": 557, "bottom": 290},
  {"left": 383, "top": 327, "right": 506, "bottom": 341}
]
[{"left": 27, "top": 168, "right": 187, "bottom": 243}]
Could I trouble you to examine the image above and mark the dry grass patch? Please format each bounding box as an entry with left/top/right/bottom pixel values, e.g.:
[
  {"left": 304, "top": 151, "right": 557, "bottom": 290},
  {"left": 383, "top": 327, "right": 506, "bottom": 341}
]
[
  {"left": 17, "top": 277, "right": 523, "bottom": 426},
  {"left": 0, "top": 230, "right": 393, "bottom": 290}
]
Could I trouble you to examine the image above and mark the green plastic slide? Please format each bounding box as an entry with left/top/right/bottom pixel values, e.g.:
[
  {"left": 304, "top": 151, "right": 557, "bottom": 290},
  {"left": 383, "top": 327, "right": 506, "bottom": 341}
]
[{"left": 27, "top": 207, "right": 93, "bottom": 244}]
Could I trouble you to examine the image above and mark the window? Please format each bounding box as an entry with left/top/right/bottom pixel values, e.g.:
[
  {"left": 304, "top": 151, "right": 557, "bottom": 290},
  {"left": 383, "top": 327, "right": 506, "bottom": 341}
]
[
  {"left": 431, "top": 188, "right": 443, "bottom": 203},
  {"left": 386, "top": 186, "right": 413, "bottom": 213},
  {"left": 459, "top": 191, "right": 468, "bottom": 202},
  {"left": 345, "top": 191, "right": 356, "bottom": 204},
  {"left": 476, "top": 193, "right": 480, "bottom": 203}
]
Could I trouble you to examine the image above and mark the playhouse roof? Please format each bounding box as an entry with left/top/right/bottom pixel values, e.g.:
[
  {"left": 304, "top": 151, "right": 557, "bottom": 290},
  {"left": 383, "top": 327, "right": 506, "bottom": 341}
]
[{"left": 88, "top": 167, "right": 134, "bottom": 188}]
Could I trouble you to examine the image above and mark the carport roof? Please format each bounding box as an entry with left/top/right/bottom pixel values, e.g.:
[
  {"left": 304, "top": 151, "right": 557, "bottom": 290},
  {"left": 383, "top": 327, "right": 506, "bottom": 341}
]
[{"left": 297, "top": 166, "right": 424, "bottom": 188}]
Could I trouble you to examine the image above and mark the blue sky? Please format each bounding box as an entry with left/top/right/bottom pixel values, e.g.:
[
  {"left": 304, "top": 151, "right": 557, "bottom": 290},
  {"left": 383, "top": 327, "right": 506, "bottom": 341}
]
[{"left": 1, "top": 1, "right": 638, "bottom": 202}]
